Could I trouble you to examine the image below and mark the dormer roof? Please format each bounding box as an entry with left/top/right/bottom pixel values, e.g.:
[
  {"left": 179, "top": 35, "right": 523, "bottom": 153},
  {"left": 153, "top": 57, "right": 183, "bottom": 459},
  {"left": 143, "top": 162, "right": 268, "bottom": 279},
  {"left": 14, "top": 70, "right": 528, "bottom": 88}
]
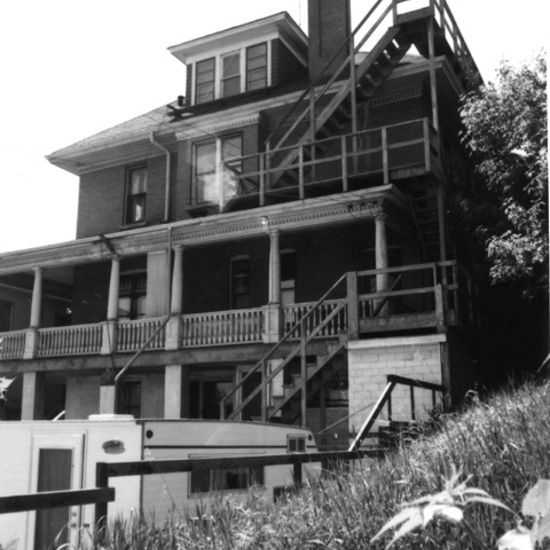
[{"left": 168, "top": 11, "right": 308, "bottom": 66}]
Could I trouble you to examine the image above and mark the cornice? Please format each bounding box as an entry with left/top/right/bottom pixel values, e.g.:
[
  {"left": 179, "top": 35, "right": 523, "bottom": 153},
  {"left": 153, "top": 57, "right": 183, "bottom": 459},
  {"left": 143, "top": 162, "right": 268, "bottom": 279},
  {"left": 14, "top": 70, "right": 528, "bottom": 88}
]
[
  {"left": 77, "top": 147, "right": 176, "bottom": 175},
  {"left": 176, "top": 114, "right": 261, "bottom": 140},
  {"left": 0, "top": 186, "right": 408, "bottom": 275}
]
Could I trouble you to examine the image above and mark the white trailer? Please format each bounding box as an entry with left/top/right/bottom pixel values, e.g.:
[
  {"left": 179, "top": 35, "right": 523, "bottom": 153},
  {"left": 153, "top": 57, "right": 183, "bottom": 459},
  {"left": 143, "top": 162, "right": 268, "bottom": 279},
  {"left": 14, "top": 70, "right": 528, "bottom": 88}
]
[{"left": 0, "top": 416, "right": 318, "bottom": 550}]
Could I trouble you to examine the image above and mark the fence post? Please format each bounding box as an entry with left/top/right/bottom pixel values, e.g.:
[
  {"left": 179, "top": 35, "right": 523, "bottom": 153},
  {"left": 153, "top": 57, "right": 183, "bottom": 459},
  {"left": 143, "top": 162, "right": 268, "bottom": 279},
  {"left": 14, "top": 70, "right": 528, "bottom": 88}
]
[{"left": 95, "top": 462, "right": 109, "bottom": 530}]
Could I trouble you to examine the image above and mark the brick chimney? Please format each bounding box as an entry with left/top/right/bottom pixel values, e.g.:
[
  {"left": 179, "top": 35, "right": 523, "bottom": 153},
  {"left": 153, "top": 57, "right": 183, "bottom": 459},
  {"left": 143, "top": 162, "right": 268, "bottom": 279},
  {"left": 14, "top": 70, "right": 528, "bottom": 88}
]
[{"left": 308, "top": 0, "right": 351, "bottom": 83}]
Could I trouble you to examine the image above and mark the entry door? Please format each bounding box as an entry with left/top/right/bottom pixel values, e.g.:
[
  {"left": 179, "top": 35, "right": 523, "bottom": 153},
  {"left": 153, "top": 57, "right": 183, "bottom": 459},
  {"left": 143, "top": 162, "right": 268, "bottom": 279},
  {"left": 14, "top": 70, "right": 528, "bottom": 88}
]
[{"left": 28, "top": 433, "right": 85, "bottom": 550}]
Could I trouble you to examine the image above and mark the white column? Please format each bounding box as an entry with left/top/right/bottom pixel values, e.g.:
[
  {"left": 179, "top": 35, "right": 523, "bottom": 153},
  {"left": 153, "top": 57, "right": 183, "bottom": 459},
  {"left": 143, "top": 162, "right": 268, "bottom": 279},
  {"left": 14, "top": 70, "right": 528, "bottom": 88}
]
[
  {"left": 268, "top": 229, "right": 281, "bottom": 305},
  {"left": 106, "top": 257, "right": 121, "bottom": 321},
  {"left": 164, "top": 364, "right": 190, "bottom": 418},
  {"left": 21, "top": 372, "right": 45, "bottom": 420},
  {"left": 170, "top": 246, "right": 184, "bottom": 315},
  {"left": 375, "top": 213, "right": 390, "bottom": 316},
  {"left": 29, "top": 267, "right": 43, "bottom": 328}
]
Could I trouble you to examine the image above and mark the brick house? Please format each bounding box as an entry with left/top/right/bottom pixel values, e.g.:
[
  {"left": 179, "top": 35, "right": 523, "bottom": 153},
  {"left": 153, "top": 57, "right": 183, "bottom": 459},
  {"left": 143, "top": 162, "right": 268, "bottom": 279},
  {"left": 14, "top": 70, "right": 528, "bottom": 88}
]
[{"left": 0, "top": 0, "right": 481, "bottom": 449}]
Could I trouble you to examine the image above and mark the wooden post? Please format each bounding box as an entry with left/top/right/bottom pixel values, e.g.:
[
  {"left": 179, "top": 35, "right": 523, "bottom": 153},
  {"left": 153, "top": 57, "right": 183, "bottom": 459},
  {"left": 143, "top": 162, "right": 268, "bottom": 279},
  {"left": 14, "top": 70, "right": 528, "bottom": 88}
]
[
  {"left": 298, "top": 145, "right": 305, "bottom": 199},
  {"left": 300, "top": 318, "right": 307, "bottom": 427},
  {"left": 341, "top": 136, "right": 348, "bottom": 192},
  {"left": 261, "top": 360, "right": 268, "bottom": 422},
  {"left": 381, "top": 127, "right": 389, "bottom": 184},
  {"left": 29, "top": 267, "right": 43, "bottom": 329},
  {"left": 293, "top": 460, "right": 303, "bottom": 486},
  {"left": 346, "top": 272, "right": 359, "bottom": 339},
  {"left": 95, "top": 462, "right": 109, "bottom": 531}
]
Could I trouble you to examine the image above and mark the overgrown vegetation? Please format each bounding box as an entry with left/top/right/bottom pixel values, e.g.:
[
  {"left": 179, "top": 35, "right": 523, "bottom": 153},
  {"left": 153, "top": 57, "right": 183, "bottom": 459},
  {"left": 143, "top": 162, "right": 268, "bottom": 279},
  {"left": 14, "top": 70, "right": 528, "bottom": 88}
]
[{"left": 89, "top": 379, "right": 550, "bottom": 549}]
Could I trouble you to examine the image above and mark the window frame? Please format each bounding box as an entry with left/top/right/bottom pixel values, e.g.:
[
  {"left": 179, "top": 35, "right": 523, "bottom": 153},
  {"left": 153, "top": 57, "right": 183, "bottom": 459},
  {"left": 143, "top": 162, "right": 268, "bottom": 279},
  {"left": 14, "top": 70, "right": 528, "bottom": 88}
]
[
  {"left": 118, "top": 272, "right": 147, "bottom": 320},
  {"left": 125, "top": 165, "right": 147, "bottom": 226},
  {"left": 192, "top": 41, "right": 269, "bottom": 105},
  {"left": 230, "top": 255, "right": 251, "bottom": 310},
  {"left": 192, "top": 134, "right": 243, "bottom": 208}
]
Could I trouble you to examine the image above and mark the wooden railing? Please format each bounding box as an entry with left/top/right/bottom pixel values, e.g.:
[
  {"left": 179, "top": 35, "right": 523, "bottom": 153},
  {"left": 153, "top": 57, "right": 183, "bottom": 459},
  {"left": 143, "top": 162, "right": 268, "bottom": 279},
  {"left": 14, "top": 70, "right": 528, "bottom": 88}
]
[
  {"left": 37, "top": 323, "right": 103, "bottom": 357},
  {"left": 0, "top": 330, "right": 26, "bottom": 360},
  {"left": 218, "top": 118, "right": 439, "bottom": 207},
  {"left": 181, "top": 308, "right": 264, "bottom": 347},
  {"left": 349, "top": 374, "right": 444, "bottom": 451},
  {"left": 282, "top": 299, "right": 347, "bottom": 338},
  {"left": 118, "top": 318, "right": 166, "bottom": 352}
]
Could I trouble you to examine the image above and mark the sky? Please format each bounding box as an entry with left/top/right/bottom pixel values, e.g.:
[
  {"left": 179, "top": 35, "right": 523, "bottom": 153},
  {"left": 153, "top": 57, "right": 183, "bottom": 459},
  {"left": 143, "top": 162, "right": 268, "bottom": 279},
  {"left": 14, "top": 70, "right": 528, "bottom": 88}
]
[{"left": 0, "top": 0, "right": 546, "bottom": 254}]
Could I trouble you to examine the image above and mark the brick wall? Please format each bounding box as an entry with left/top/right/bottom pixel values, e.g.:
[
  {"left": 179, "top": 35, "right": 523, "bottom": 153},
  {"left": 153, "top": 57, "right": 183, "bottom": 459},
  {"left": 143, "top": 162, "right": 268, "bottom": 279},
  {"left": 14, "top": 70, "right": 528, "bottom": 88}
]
[{"left": 348, "top": 335, "right": 446, "bottom": 435}]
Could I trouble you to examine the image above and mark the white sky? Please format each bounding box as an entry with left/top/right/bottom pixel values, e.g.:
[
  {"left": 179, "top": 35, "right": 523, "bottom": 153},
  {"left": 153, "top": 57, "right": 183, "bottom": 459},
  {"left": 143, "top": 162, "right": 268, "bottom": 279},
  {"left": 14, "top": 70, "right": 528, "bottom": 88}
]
[{"left": 0, "top": 0, "right": 546, "bottom": 254}]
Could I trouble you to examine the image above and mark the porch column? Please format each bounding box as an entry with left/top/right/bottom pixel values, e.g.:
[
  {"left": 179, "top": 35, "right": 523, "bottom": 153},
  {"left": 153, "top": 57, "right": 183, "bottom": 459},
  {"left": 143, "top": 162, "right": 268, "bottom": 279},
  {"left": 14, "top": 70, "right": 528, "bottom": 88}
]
[
  {"left": 164, "top": 364, "right": 190, "bottom": 418},
  {"left": 29, "top": 267, "right": 43, "bottom": 328},
  {"left": 264, "top": 229, "right": 282, "bottom": 343},
  {"left": 166, "top": 246, "right": 184, "bottom": 350},
  {"left": 24, "top": 267, "right": 43, "bottom": 359},
  {"left": 268, "top": 229, "right": 281, "bottom": 305},
  {"left": 101, "top": 256, "right": 120, "bottom": 355},
  {"left": 21, "top": 371, "right": 45, "bottom": 420},
  {"left": 375, "top": 213, "right": 390, "bottom": 316}
]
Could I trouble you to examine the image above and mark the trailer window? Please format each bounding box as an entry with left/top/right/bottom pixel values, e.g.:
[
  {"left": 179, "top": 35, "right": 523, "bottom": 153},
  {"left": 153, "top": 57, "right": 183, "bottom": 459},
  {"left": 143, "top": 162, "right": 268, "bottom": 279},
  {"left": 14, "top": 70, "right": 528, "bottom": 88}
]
[
  {"left": 190, "top": 465, "right": 263, "bottom": 495},
  {"left": 287, "top": 436, "right": 306, "bottom": 453}
]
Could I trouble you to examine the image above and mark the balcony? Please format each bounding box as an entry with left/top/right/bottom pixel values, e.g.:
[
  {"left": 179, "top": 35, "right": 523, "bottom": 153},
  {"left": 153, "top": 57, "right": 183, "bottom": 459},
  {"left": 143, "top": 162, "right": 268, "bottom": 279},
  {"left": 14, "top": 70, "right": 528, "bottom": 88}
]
[
  {"left": 192, "top": 118, "right": 441, "bottom": 213},
  {"left": 0, "top": 262, "right": 472, "bottom": 363}
]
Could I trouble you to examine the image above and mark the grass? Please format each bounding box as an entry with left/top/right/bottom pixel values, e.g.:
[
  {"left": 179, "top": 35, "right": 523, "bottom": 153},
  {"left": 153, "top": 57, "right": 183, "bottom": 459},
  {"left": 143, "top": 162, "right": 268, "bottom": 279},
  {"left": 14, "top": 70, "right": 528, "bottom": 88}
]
[{"left": 90, "top": 379, "right": 550, "bottom": 549}]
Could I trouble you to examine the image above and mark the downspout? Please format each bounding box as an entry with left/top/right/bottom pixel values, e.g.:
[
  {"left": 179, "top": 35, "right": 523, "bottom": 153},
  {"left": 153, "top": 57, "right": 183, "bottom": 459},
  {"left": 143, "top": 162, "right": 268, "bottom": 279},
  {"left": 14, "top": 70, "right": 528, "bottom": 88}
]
[{"left": 149, "top": 131, "right": 171, "bottom": 222}]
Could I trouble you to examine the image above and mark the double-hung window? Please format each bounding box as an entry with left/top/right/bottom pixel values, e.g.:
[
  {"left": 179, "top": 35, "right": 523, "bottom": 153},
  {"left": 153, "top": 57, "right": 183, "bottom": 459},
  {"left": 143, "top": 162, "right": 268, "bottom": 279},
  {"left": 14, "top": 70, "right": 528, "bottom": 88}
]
[
  {"left": 0, "top": 300, "right": 13, "bottom": 332},
  {"left": 230, "top": 256, "right": 251, "bottom": 309},
  {"left": 193, "top": 42, "right": 268, "bottom": 104},
  {"left": 246, "top": 43, "right": 268, "bottom": 91},
  {"left": 221, "top": 51, "right": 240, "bottom": 98},
  {"left": 118, "top": 273, "right": 147, "bottom": 320},
  {"left": 193, "top": 135, "right": 243, "bottom": 206},
  {"left": 126, "top": 166, "right": 147, "bottom": 224},
  {"left": 196, "top": 57, "right": 215, "bottom": 104}
]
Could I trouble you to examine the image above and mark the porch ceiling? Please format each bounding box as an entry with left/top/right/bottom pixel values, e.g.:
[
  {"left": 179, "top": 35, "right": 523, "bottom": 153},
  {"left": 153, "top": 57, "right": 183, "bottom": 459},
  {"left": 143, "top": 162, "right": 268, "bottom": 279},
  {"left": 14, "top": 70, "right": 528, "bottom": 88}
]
[{"left": 0, "top": 184, "right": 409, "bottom": 275}]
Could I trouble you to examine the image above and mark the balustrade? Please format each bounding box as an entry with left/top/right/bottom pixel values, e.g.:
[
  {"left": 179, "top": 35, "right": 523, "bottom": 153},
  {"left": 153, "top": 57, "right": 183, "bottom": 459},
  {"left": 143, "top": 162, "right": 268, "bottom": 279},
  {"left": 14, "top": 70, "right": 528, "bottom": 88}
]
[
  {"left": 117, "top": 318, "right": 166, "bottom": 352},
  {"left": 0, "top": 331, "right": 26, "bottom": 360},
  {"left": 181, "top": 308, "right": 264, "bottom": 347},
  {"left": 282, "top": 300, "right": 348, "bottom": 339},
  {"left": 37, "top": 324, "right": 103, "bottom": 357}
]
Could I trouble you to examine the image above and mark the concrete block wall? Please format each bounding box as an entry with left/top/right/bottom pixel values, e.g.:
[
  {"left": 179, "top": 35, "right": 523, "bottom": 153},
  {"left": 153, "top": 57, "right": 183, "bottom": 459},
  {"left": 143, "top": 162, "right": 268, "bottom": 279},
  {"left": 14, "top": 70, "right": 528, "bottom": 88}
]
[{"left": 348, "top": 334, "right": 446, "bottom": 435}]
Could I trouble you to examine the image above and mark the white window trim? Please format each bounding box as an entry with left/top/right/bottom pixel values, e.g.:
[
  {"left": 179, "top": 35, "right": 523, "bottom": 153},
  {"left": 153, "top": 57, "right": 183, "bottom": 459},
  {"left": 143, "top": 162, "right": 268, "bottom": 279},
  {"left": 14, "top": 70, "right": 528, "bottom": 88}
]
[{"left": 191, "top": 41, "right": 271, "bottom": 105}]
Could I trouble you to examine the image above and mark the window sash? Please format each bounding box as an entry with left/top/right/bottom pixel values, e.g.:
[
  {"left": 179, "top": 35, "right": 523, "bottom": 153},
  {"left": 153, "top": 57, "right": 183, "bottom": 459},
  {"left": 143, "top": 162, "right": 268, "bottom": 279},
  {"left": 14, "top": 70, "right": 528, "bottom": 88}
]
[
  {"left": 246, "top": 43, "right": 267, "bottom": 91},
  {"left": 222, "top": 52, "right": 240, "bottom": 98},
  {"left": 196, "top": 58, "right": 215, "bottom": 104}
]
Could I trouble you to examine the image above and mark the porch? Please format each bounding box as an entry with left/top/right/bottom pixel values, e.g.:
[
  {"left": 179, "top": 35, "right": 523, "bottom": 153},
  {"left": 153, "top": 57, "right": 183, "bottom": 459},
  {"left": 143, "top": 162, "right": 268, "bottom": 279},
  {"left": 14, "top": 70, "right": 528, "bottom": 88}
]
[{"left": 0, "top": 261, "right": 469, "bottom": 362}]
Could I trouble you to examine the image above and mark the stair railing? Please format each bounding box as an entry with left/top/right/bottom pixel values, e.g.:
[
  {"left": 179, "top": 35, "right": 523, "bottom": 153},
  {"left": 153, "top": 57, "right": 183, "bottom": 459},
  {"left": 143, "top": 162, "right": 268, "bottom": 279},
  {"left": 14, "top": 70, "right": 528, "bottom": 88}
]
[
  {"left": 348, "top": 374, "right": 444, "bottom": 451},
  {"left": 220, "top": 273, "right": 348, "bottom": 422},
  {"left": 265, "top": 0, "right": 392, "bottom": 153}
]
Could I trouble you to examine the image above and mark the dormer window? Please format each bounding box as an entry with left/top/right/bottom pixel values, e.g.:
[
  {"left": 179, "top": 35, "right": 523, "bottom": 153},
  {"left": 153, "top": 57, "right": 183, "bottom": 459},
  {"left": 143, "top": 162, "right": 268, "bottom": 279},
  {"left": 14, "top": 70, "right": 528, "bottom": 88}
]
[
  {"left": 192, "top": 42, "right": 270, "bottom": 105},
  {"left": 196, "top": 58, "right": 216, "bottom": 104}
]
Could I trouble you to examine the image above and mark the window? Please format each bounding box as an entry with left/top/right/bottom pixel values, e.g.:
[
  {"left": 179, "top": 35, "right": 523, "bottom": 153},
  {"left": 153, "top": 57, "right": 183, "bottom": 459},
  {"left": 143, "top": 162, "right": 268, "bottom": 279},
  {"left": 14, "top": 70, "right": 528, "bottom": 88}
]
[
  {"left": 287, "top": 436, "right": 307, "bottom": 453},
  {"left": 192, "top": 42, "right": 268, "bottom": 104},
  {"left": 190, "top": 461, "right": 263, "bottom": 494},
  {"left": 0, "top": 301, "right": 13, "bottom": 332},
  {"left": 118, "top": 273, "right": 147, "bottom": 320},
  {"left": 196, "top": 57, "right": 215, "bottom": 104},
  {"left": 222, "top": 51, "right": 240, "bottom": 97},
  {"left": 231, "top": 257, "right": 251, "bottom": 309},
  {"left": 246, "top": 43, "right": 268, "bottom": 91},
  {"left": 193, "top": 135, "right": 243, "bottom": 206},
  {"left": 125, "top": 166, "right": 147, "bottom": 224}
]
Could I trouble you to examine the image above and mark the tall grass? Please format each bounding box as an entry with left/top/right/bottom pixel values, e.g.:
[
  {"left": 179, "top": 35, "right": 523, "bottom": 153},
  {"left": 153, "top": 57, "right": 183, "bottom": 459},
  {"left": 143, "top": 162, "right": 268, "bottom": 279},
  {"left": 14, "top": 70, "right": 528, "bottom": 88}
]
[{"left": 93, "top": 379, "right": 550, "bottom": 549}]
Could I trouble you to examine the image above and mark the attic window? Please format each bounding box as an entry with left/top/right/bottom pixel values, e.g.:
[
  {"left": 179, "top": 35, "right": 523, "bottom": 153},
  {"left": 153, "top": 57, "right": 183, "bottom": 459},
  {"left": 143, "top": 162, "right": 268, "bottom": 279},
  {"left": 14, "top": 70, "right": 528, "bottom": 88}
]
[
  {"left": 196, "top": 57, "right": 215, "bottom": 104},
  {"left": 192, "top": 42, "right": 269, "bottom": 105}
]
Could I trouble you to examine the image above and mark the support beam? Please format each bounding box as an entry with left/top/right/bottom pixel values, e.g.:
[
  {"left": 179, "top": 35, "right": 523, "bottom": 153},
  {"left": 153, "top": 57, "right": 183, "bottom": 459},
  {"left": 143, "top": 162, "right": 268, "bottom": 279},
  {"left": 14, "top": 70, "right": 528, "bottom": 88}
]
[
  {"left": 164, "top": 364, "right": 190, "bottom": 419},
  {"left": 21, "top": 371, "right": 45, "bottom": 420},
  {"left": 375, "top": 213, "right": 390, "bottom": 316}
]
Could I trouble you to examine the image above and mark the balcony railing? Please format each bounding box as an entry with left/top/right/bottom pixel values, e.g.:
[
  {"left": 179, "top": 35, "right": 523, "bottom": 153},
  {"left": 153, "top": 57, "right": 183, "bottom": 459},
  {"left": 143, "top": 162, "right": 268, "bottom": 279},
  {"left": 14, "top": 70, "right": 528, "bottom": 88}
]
[
  {"left": 200, "top": 118, "right": 440, "bottom": 211},
  {"left": 0, "top": 330, "right": 26, "bottom": 360},
  {"left": 181, "top": 308, "right": 264, "bottom": 347},
  {"left": 0, "top": 262, "right": 470, "bottom": 362},
  {"left": 118, "top": 318, "right": 166, "bottom": 352},
  {"left": 37, "top": 323, "right": 103, "bottom": 357}
]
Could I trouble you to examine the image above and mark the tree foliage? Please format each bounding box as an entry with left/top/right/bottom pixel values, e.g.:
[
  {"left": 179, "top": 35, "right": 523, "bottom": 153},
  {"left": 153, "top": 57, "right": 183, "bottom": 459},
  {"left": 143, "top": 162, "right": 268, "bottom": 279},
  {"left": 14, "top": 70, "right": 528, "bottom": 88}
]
[{"left": 460, "top": 52, "right": 547, "bottom": 295}]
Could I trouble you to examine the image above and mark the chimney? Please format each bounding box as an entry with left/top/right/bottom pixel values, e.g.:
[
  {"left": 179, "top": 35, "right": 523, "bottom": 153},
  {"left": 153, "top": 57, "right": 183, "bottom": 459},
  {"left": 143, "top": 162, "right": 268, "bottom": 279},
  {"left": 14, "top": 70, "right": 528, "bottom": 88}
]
[{"left": 308, "top": 0, "right": 352, "bottom": 83}]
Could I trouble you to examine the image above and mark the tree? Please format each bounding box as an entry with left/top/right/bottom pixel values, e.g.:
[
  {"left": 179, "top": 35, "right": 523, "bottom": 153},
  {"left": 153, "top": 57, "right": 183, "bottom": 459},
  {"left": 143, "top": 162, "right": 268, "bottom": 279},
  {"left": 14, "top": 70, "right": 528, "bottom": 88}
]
[{"left": 459, "top": 52, "right": 548, "bottom": 298}]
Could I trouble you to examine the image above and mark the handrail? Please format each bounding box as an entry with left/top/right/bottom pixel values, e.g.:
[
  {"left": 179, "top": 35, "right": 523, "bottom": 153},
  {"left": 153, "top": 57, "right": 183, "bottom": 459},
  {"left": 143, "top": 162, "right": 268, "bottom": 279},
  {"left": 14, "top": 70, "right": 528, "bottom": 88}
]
[
  {"left": 349, "top": 374, "right": 444, "bottom": 451},
  {"left": 220, "top": 273, "right": 347, "bottom": 418}
]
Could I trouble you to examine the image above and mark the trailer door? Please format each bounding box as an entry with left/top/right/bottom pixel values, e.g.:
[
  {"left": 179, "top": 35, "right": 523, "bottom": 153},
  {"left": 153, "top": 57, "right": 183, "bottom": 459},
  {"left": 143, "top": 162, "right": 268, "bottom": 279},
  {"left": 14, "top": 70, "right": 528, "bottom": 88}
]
[{"left": 28, "top": 433, "right": 85, "bottom": 550}]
